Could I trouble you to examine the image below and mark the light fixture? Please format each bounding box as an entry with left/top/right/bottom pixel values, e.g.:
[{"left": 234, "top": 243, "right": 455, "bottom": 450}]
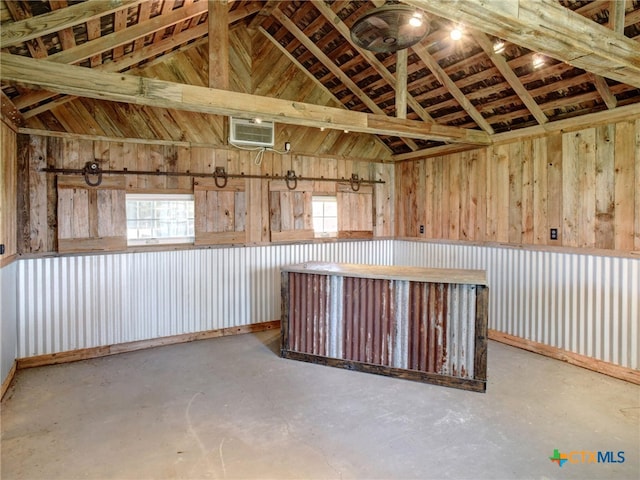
[
  {"left": 344, "top": 130, "right": 349, "bottom": 133},
  {"left": 251, "top": 117, "right": 262, "bottom": 124},
  {"left": 532, "top": 53, "right": 545, "bottom": 69},
  {"left": 409, "top": 12, "right": 423, "bottom": 27},
  {"left": 320, "top": 127, "right": 325, "bottom": 132},
  {"left": 493, "top": 40, "right": 505, "bottom": 54},
  {"left": 450, "top": 27, "right": 462, "bottom": 41}
]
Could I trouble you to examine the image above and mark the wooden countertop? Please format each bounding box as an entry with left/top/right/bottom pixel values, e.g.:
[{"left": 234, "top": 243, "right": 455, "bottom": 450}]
[{"left": 281, "top": 262, "right": 487, "bottom": 286}]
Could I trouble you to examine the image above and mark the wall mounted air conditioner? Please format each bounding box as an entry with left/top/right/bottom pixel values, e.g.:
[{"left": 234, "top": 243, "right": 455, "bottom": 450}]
[{"left": 229, "top": 117, "right": 275, "bottom": 148}]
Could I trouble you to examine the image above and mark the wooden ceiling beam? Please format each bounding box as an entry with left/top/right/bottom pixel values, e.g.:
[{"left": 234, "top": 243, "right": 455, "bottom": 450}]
[
  {"left": 591, "top": 74, "right": 618, "bottom": 110},
  {"left": 3, "top": 1, "right": 48, "bottom": 59},
  {"left": 0, "top": 0, "right": 144, "bottom": 49},
  {"left": 0, "top": 52, "right": 491, "bottom": 146},
  {"left": 247, "top": 0, "right": 281, "bottom": 30},
  {"left": 393, "top": 102, "right": 640, "bottom": 161},
  {"left": 48, "top": 1, "right": 77, "bottom": 50},
  {"left": 313, "top": 0, "right": 435, "bottom": 123},
  {"left": 0, "top": 89, "right": 24, "bottom": 129},
  {"left": 46, "top": 1, "right": 210, "bottom": 65},
  {"left": 396, "top": 49, "right": 408, "bottom": 119},
  {"left": 411, "top": 44, "right": 495, "bottom": 134},
  {"left": 405, "top": 0, "right": 640, "bottom": 88},
  {"left": 493, "top": 102, "right": 640, "bottom": 143},
  {"left": 258, "top": 26, "right": 393, "bottom": 154},
  {"left": 14, "top": 5, "right": 260, "bottom": 115},
  {"left": 271, "top": 8, "right": 419, "bottom": 151},
  {"left": 209, "top": 0, "right": 229, "bottom": 89},
  {"left": 470, "top": 30, "right": 548, "bottom": 125},
  {"left": 609, "top": 0, "right": 626, "bottom": 34},
  {"left": 17, "top": 23, "right": 209, "bottom": 114},
  {"left": 271, "top": 9, "right": 379, "bottom": 114},
  {"left": 590, "top": 1, "right": 625, "bottom": 110}
]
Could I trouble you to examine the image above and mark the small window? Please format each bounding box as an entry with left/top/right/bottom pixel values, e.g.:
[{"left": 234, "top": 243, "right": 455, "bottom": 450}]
[
  {"left": 312, "top": 196, "right": 338, "bottom": 237},
  {"left": 126, "top": 194, "right": 195, "bottom": 246}
]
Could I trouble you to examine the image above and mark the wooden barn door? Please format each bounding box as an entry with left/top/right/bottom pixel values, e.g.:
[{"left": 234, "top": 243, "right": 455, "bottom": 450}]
[
  {"left": 194, "top": 178, "right": 247, "bottom": 245},
  {"left": 269, "top": 180, "right": 314, "bottom": 242},
  {"left": 56, "top": 176, "right": 126, "bottom": 253},
  {"left": 337, "top": 183, "right": 373, "bottom": 239}
]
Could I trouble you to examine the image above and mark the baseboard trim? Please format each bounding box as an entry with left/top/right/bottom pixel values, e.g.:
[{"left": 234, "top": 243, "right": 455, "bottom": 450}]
[
  {"left": 15, "top": 324, "right": 636, "bottom": 385},
  {"left": 489, "top": 330, "right": 640, "bottom": 385},
  {"left": 17, "top": 320, "right": 281, "bottom": 370},
  {"left": 1, "top": 360, "right": 18, "bottom": 400}
]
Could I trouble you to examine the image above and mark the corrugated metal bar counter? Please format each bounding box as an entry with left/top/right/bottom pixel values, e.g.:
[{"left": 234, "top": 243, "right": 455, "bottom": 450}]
[{"left": 281, "top": 262, "right": 489, "bottom": 392}]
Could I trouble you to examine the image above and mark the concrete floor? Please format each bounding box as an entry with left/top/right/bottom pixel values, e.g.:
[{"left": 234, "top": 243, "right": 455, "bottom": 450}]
[{"left": 1, "top": 330, "right": 638, "bottom": 480}]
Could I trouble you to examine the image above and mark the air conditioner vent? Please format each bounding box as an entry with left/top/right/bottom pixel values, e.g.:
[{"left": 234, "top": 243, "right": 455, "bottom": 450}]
[{"left": 230, "top": 117, "right": 274, "bottom": 148}]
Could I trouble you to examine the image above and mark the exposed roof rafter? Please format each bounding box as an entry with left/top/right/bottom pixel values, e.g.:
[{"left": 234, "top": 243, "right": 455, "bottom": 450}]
[
  {"left": 411, "top": 43, "right": 495, "bottom": 134},
  {"left": 0, "top": 0, "right": 144, "bottom": 49},
  {"left": 0, "top": 0, "right": 638, "bottom": 158},
  {"left": 0, "top": 52, "right": 492, "bottom": 146},
  {"left": 257, "top": 25, "right": 394, "bottom": 154},
  {"left": 470, "top": 30, "right": 548, "bottom": 125},
  {"left": 313, "top": 0, "right": 435, "bottom": 123},
  {"left": 271, "top": 7, "right": 420, "bottom": 151},
  {"left": 404, "top": 0, "right": 640, "bottom": 88}
]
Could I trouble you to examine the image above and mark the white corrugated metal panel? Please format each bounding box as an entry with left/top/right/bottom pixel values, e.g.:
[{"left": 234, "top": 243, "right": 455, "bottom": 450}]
[
  {"left": 17, "top": 239, "right": 636, "bottom": 371},
  {"left": 1, "top": 261, "right": 18, "bottom": 383},
  {"left": 394, "top": 241, "right": 640, "bottom": 370},
  {"left": 16, "top": 240, "right": 394, "bottom": 358}
]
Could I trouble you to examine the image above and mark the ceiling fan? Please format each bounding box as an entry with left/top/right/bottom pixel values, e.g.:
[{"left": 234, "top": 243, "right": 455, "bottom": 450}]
[{"left": 350, "top": 2, "right": 429, "bottom": 53}]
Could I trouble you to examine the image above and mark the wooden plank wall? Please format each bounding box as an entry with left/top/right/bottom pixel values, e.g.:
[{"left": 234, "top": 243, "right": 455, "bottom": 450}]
[
  {"left": 0, "top": 120, "right": 18, "bottom": 265},
  {"left": 19, "top": 135, "right": 394, "bottom": 254},
  {"left": 22, "top": 31, "right": 393, "bottom": 162},
  {"left": 396, "top": 119, "right": 640, "bottom": 252}
]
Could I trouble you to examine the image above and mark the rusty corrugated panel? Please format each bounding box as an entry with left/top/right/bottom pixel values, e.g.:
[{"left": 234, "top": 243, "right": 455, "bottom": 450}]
[
  {"left": 342, "top": 277, "right": 394, "bottom": 366},
  {"left": 289, "top": 272, "right": 330, "bottom": 357},
  {"left": 285, "top": 269, "right": 484, "bottom": 386},
  {"left": 407, "top": 282, "right": 447, "bottom": 374}
]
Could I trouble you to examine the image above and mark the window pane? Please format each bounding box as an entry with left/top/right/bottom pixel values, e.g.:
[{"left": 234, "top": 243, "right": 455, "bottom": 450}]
[
  {"left": 324, "top": 201, "right": 338, "bottom": 217},
  {"left": 312, "top": 196, "right": 337, "bottom": 237},
  {"left": 324, "top": 218, "right": 337, "bottom": 233},
  {"left": 126, "top": 194, "right": 194, "bottom": 246},
  {"left": 312, "top": 201, "right": 325, "bottom": 217}
]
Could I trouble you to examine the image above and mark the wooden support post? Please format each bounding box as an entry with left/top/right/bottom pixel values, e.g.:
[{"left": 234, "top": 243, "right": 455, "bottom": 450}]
[
  {"left": 396, "top": 49, "right": 407, "bottom": 119},
  {"left": 209, "top": 0, "right": 229, "bottom": 90}
]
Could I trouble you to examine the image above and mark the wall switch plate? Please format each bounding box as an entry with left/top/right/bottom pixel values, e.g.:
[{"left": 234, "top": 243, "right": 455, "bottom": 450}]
[
  {"left": 550, "top": 228, "right": 558, "bottom": 240},
  {"left": 419, "top": 225, "right": 425, "bottom": 234}
]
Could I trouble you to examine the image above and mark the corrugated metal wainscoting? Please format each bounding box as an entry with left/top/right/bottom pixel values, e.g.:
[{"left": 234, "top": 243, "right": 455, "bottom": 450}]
[
  {"left": 394, "top": 241, "right": 639, "bottom": 370},
  {"left": 1, "top": 261, "right": 18, "bottom": 383},
  {"left": 16, "top": 241, "right": 393, "bottom": 358}
]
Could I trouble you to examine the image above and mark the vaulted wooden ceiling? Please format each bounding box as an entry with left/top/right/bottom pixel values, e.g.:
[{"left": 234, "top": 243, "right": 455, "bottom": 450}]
[{"left": 1, "top": 0, "right": 640, "bottom": 160}]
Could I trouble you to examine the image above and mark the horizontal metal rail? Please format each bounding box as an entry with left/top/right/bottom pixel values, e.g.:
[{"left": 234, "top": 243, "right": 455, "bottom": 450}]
[{"left": 41, "top": 163, "right": 384, "bottom": 191}]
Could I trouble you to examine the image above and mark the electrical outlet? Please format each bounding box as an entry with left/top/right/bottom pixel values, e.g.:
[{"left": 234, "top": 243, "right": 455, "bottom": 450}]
[
  {"left": 550, "top": 228, "right": 558, "bottom": 240},
  {"left": 419, "top": 225, "right": 425, "bottom": 234}
]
